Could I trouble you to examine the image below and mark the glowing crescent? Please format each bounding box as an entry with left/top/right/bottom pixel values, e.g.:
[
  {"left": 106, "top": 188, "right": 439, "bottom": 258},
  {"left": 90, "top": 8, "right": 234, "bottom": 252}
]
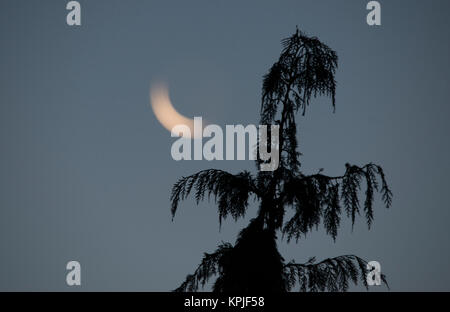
[{"left": 150, "top": 84, "right": 198, "bottom": 139}]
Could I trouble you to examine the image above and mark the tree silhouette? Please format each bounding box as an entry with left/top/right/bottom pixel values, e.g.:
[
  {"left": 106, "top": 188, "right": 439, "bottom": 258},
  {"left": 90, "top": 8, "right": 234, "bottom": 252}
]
[{"left": 170, "top": 29, "right": 392, "bottom": 292}]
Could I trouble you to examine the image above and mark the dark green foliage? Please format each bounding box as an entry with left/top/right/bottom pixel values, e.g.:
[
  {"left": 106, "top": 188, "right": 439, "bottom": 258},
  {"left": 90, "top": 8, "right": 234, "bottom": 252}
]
[
  {"left": 282, "top": 163, "right": 392, "bottom": 242},
  {"left": 174, "top": 242, "right": 233, "bottom": 292},
  {"left": 285, "top": 255, "right": 389, "bottom": 292},
  {"left": 170, "top": 169, "right": 257, "bottom": 226},
  {"left": 262, "top": 29, "right": 338, "bottom": 122},
  {"left": 175, "top": 218, "right": 288, "bottom": 292},
  {"left": 169, "top": 29, "right": 392, "bottom": 292},
  {"left": 261, "top": 29, "right": 338, "bottom": 171},
  {"left": 175, "top": 235, "right": 389, "bottom": 292}
]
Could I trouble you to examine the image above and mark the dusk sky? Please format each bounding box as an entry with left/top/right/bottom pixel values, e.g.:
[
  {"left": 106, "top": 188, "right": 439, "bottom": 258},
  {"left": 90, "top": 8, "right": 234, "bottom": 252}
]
[{"left": 1, "top": 0, "right": 450, "bottom": 291}]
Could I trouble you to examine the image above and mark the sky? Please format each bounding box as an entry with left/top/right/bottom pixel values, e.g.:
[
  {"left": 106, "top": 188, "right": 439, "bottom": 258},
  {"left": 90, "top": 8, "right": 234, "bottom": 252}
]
[{"left": 1, "top": 0, "right": 450, "bottom": 291}]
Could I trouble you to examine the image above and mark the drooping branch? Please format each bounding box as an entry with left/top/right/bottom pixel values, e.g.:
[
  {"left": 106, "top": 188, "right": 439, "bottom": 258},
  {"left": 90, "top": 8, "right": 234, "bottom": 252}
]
[
  {"left": 260, "top": 29, "right": 338, "bottom": 174},
  {"left": 173, "top": 242, "right": 233, "bottom": 292},
  {"left": 284, "top": 255, "right": 388, "bottom": 292},
  {"left": 261, "top": 29, "right": 337, "bottom": 122},
  {"left": 170, "top": 169, "right": 258, "bottom": 225},
  {"left": 282, "top": 163, "right": 392, "bottom": 241}
]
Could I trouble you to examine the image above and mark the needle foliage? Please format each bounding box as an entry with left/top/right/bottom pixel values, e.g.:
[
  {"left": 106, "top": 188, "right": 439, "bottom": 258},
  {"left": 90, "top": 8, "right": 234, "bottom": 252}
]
[{"left": 170, "top": 29, "right": 392, "bottom": 292}]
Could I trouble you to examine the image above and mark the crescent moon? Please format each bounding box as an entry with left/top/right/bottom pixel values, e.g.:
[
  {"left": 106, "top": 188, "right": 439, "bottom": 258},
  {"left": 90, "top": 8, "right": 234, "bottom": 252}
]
[{"left": 150, "top": 84, "right": 199, "bottom": 139}]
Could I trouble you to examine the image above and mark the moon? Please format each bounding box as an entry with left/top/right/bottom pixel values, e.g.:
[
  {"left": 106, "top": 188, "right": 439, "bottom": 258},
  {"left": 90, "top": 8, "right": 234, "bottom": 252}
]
[{"left": 150, "top": 83, "right": 199, "bottom": 139}]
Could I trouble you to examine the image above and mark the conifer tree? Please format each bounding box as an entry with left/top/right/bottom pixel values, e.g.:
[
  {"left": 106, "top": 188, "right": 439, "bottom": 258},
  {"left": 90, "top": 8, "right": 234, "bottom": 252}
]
[{"left": 170, "top": 29, "right": 392, "bottom": 292}]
